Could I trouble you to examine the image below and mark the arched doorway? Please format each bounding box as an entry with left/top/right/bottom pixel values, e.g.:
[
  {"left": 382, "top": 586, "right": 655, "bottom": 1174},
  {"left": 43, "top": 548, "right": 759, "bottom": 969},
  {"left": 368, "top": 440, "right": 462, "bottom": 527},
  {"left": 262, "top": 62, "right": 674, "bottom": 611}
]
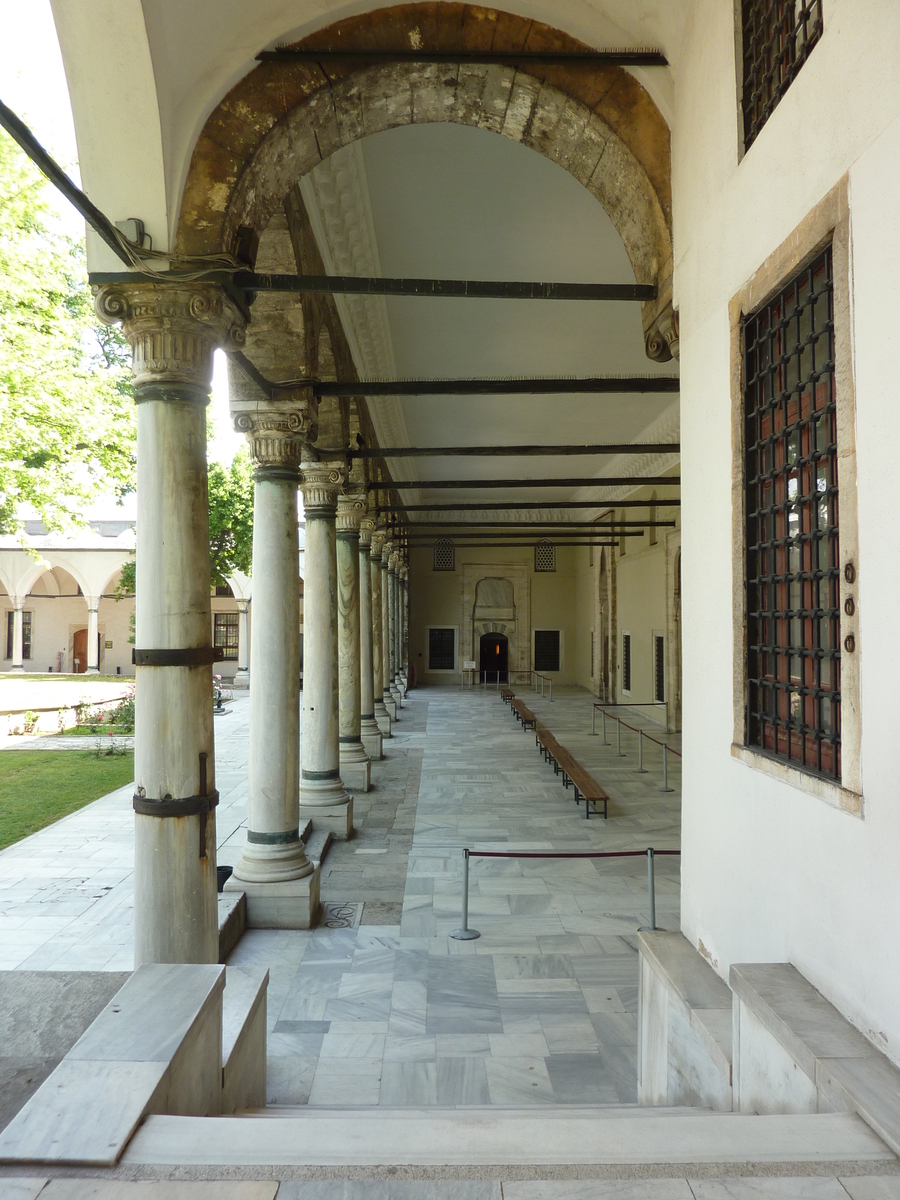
[{"left": 480, "top": 633, "right": 508, "bottom": 684}]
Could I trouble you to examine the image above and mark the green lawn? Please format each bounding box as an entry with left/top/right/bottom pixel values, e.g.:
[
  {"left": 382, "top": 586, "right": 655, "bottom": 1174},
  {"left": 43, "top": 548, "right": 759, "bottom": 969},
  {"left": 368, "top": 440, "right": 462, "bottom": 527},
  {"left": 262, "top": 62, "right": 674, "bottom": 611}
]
[{"left": 0, "top": 751, "right": 134, "bottom": 851}]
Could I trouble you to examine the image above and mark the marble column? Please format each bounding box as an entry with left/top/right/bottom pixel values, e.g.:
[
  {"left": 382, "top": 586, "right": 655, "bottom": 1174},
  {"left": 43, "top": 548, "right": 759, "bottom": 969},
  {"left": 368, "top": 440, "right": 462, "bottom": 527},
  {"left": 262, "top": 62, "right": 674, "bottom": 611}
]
[
  {"left": 225, "top": 400, "right": 319, "bottom": 927},
  {"left": 86, "top": 602, "right": 100, "bottom": 674},
  {"left": 299, "top": 459, "right": 354, "bottom": 839},
  {"left": 388, "top": 551, "right": 403, "bottom": 708},
  {"left": 359, "top": 516, "right": 383, "bottom": 759},
  {"left": 10, "top": 601, "right": 24, "bottom": 672},
  {"left": 381, "top": 540, "right": 397, "bottom": 720},
  {"left": 95, "top": 281, "right": 243, "bottom": 966},
  {"left": 370, "top": 529, "right": 392, "bottom": 736},
  {"left": 337, "top": 490, "right": 370, "bottom": 792},
  {"left": 400, "top": 565, "right": 409, "bottom": 684},
  {"left": 234, "top": 600, "right": 250, "bottom": 688}
]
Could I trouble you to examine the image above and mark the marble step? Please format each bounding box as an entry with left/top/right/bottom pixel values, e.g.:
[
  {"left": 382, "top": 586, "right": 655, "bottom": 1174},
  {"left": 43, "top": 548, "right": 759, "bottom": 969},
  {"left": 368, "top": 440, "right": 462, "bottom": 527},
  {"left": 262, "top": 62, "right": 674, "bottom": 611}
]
[
  {"left": 305, "top": 827, "right": 333, "bottom": 867},
  {"left": 221, "top": 966, "right": 268, "bottom": 1113},
  {"left": 121, "top": 1109, "right": 894, "bottom": 1168}
]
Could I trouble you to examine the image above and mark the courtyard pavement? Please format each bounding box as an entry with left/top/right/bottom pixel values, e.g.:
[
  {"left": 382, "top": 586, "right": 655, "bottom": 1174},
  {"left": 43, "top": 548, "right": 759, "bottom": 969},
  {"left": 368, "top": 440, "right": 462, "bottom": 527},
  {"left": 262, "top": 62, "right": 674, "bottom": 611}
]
[{"left": 0, "top": 683, "right": 681, "bottom": 1108}]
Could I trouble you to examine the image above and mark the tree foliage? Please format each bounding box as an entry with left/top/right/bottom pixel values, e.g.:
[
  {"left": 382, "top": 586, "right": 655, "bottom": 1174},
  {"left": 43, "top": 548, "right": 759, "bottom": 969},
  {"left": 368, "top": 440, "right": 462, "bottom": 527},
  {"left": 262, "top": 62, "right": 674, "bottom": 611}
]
[
  {"left": 208, "top": 449, "right": 254, "bottom": 588},
  {"left": 0, "top": 131, "right": 136, "bottom": 534}
]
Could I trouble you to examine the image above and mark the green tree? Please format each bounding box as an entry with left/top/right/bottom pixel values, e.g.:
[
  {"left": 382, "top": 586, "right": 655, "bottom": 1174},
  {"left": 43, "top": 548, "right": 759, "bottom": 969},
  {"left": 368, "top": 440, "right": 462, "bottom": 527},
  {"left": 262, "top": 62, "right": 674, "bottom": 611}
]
[
  {"left": 208, "top": 449, "right": 254, "bottom": 587},
  {"left": 114, "top": 447, "right": 254, "bottom": 604},
  {"left": 0, "top": 131, "right": 135, "bottom": 534}
]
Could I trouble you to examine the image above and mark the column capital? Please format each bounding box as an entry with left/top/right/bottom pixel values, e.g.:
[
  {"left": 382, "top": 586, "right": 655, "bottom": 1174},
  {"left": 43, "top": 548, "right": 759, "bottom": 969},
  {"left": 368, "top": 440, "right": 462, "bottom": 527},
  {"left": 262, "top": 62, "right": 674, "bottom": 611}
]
[
  {"left": 93, "top": 280, "right": 245, "bottom": 392},
  {"left": 300, "top": 460, "right": 347, "bottom": 516},
  {"left": 359, "top": 515, "right": 376, "bottom": 549},
  {"left": 370, "top": 528, "right": 386, "bottom": 559},
  {"left": 382, "top": 540, "right": 394, "bottom": 567},
  {"left": 336, "top": 490, "right": 367, "bottom": 536},
  {"left": 389, "top": 550, "right": 401, "bottom": 573},
  {"left": 233, "top": 393, "right": 317, "bottom": 476}
]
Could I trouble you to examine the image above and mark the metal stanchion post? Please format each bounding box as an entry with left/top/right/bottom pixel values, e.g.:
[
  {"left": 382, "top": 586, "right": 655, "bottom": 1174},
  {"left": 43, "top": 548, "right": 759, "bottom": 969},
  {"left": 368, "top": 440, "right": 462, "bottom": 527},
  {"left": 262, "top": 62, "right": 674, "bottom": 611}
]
[
  {"left": 450, "top": 849, "right": 481, "bottom": 941},
  {"left": 549, "top": 679, "right": 552, "bottom": 702},
  {"left": 592, "top": 707, "right": 596, "bottom": 736},
  {"left": 616, "top": 716, "right": 624, "bottom": 757},
  {"left": 602, "top": 709, "right": 608, "bottom": 745},
  {"left": 661, "top": 745, "right": 674, "bottom": 792},
  {"left": 638, "top": 848, "right": 657, "bottom": 932},
  {"left": 635, "top": 728, "right": 647, "bottom": 772}
]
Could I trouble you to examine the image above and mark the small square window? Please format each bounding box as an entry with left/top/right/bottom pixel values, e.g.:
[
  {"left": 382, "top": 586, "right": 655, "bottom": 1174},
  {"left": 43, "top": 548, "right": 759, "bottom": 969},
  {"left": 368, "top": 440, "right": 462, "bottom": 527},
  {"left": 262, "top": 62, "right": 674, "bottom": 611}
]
[
  {"left": 622, "top": 632, "right": 632, "bottom": 694},
  {"left": 433, "top": 538, "right": 455, "bottom": 571},
  {"left": 534, "top": 540, "right": 556, "bottom": 572}
]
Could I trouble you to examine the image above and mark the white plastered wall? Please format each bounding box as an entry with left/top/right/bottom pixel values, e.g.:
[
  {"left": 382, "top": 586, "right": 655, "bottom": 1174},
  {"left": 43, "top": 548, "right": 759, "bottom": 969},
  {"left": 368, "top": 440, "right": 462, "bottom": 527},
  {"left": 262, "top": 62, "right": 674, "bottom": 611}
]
[{"left": 676, "top": 0, "right": 900, "bottom": 1062}]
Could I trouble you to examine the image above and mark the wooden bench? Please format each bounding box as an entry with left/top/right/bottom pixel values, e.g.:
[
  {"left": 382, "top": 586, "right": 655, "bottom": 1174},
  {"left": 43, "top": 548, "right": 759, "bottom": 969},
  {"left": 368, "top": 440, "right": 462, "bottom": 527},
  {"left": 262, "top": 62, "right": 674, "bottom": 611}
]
[
  {"left": 536, "top": 727, "right": 562, "bottom": 768},
  {"left": 511, "top": 699, "right": 537, "bottom": 731},
  {"left": 533, "top": 726, "right": 609, "bottom": 819},
  {"left": 500, "top": 687, "right": 515, "bottom": 704}
]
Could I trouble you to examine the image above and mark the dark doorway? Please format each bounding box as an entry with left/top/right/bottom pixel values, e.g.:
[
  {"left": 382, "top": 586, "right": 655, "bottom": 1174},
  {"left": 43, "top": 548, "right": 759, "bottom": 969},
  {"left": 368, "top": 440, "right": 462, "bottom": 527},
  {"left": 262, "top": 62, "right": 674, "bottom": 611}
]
[{"left": 480, "top": 633, "right": 508, "bottom": 683}]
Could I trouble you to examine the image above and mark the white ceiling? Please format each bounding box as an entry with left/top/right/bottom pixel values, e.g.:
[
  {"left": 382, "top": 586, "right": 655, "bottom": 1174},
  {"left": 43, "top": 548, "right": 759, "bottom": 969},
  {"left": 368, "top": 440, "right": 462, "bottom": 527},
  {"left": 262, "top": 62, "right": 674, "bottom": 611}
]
[{"left": 311, "top": 122, "right": 678, "bottom": 508}]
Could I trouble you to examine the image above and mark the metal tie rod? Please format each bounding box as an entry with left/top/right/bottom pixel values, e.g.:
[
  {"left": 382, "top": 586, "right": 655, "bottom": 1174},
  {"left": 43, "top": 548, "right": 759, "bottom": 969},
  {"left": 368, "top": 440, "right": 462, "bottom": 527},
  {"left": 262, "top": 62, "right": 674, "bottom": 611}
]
[
  {"left": 382, "top": 500, "right": 682, "bottom": 510},
  {"left": 371, "top": 476, "right": 680, "bottom": 489},
  {"left": 350, "top": 443, "right": 680, "bottom": 457},
  {"left": 259, "top": 48, "right": 669, "bottom": 67},
  {"left": 319, "top": 377, "right": 679, "bottom": 396},
  {"left": 238, "top": 271, "right": 655, "bottom": 302}
]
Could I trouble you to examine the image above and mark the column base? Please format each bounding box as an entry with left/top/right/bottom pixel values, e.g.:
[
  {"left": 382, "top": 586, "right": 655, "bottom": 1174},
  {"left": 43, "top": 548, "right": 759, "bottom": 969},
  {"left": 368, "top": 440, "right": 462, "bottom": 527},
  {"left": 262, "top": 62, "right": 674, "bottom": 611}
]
[
  {"left": 224, "top": 866, "right": 320, "bottom": 930},
  {"left": 340, "top": 739, "right": 371, "bottom": 792},
  {"left": 86, "top": 667, "right": 100, "bottom": 676},
  {"left": 299, "top": 797, "right": 354, "bottom": 840},
  {"left": 390, "top": 683, "right": 403, "bottom": 707},
  {"left": 233, "top": 669, "right": 250, "bottom": 690},
  {"left": 361, "top": 718, "right": 383, "bottom": 761},
  {"left": 9, "top": 665, "right": 24, "bottom": 673},
  {"left": 374, "top": 702, "right": 392, "bottom": 737},
  {"left": 384, "top": 693, "right": 397, "bottom": 720}
]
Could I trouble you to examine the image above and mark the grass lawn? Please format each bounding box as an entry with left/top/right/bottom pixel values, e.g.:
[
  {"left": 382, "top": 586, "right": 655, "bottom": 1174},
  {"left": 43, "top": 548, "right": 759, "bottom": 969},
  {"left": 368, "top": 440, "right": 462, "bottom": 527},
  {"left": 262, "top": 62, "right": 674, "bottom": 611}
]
[{"left": 0, "top": 751, "right": 134, "bottom": 851}]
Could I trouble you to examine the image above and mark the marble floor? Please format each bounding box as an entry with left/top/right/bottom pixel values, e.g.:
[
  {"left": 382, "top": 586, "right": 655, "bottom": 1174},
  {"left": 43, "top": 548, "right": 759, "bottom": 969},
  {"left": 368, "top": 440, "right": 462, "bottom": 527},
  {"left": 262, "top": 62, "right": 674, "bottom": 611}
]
[
  {"left": 0, "top": 682, "right": 681, "bottom": 1109},
  {"left": 229, "top": 685, "right": 681, "bottom": 1108}
]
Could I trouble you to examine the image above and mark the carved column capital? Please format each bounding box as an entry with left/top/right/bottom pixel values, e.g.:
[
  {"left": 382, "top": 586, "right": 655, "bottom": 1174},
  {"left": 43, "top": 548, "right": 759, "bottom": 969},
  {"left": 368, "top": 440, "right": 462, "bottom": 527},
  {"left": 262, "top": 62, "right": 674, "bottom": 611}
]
[
  {"left": 644, "top": 303, "right": 680, "bottom": 363},
  {"left": 359, "top": 515, "right": 376, "bottom": 549},
  {"left": 382, "top": 540, "right": 394, "bottom": 568},
  {"left": 337, "top": 490, "right": 367, "bottom": 536},
  {"left": 93, "top": 281, "right": 246, "bottom": 392},
  {"left": 300, "top": 460, "right": 347, "bottom": 516},
  {"left": 233, "top": 394, "right": 317, "bottom": 476},
  {"left": 370, "top": 529, "right": 386, "bottom": 560},
  {"left": 389, "top": 550, "right": 401, "bottom": 573}
]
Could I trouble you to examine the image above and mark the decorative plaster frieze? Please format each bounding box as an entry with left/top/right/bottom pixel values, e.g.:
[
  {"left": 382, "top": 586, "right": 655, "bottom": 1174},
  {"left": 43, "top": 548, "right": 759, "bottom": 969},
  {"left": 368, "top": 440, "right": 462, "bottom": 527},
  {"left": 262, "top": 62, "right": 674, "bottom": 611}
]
[
  {"left": 300, "top": 144, "right": 419, "bottom": 500},
  {"left": 93, "top": 281, "right": 245, "bottom": 390}
]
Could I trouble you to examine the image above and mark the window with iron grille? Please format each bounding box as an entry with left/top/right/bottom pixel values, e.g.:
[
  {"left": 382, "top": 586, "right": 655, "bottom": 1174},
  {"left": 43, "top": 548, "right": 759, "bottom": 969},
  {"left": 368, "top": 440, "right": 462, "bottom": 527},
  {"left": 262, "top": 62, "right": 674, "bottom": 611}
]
[
  {"left": 622, "top": 632, "right": 632, "bottom": 693},
  {"left": 214, "top": 612, "right": 239, "bottom": 661},
  {"left": 744, "top": 245, "right": 839, "bottom": 781},
  {"left": 591, "top": 630, "right": 595, "bottom": 677},
  {"left": 428, "top": 627, "right": 455, "bottom": 670},
  {"left": 534, "top": 540, "right": 556, "bottom": 572},
  {"left": 742, "top": 0, "right": 823, "bottom": 150},
  {"left": 5, "top": 611, "right": 32, "bottom": 660},
  {"left": 654, "top": 634, "right": 665, "bottom": 703},
  {"left": 433, "top": 538, "right": 455, "bottom": 572},
  {"left": 534, "top": 630, "right": 560, "bottom": 673}
]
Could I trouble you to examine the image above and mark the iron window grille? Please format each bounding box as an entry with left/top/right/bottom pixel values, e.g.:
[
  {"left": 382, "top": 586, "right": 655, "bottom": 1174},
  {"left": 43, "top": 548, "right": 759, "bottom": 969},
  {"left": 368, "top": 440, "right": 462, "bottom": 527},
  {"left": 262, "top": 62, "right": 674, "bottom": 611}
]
[
  {"left": 742, "top": 0, "right": 823, "bottom": 150},
  {"left": 654, "top": 635, "right": 665, "bottom": 703},
  {"left": 534, "top": 540, "right": 556, "bottom": 572},
  {"left": 433, "top": 538, "right": 455, "bottom": 571},
  {"left": 5, "top": 611, "right": 32, "bottom": 660},
  {"left": 429, "top": 627, "right": 455, "bottom": 670},
  {"left": 743, "top": 245, "right": 839, "bottom": 781},
  {"left": 534, "top": 629, "right": 560, "bottom": 673},
  {"left": 214, "top": 612, "right": 239, "bottom": 661},
  {"left": 622, "top": 633, "right": 632, "bottom": 693}
]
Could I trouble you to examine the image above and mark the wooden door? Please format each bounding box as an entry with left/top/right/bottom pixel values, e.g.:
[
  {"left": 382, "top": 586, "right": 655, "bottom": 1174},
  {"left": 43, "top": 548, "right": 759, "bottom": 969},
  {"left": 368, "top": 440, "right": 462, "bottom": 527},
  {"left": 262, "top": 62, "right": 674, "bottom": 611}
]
[{"left": 73, "top": 628, "right": 87, "bottom": 673}]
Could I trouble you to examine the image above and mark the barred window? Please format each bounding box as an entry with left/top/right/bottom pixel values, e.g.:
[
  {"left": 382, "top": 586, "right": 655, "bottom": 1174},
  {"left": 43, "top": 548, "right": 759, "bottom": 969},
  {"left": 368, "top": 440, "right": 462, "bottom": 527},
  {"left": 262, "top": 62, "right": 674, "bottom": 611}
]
[
  {"left": 5, "top": 611, "right": 32, "bottom": 660},
  {"left": 428, "top": 627, "right": 455, "bottom": 670},
  {"left": 534, "top": 630, "right": 560, "bottom": 673},
  {"left": 744, "top": 245, "right": 839, "bottom": 781},
  {"left": 433, "top": 538, "right": 455, "bottom": 572},
  {"left": 214, "top": 612, "right": 239, "bottom": 661},
  {"left": 622, "top": 633, "right": 632, "bottom": 693},
  {"left": 742, "top": 0, "right": 823, "bottom": 150},
  {"left": 654, "top": 634, "right": 665, "bottom": 703},
  {"left": 534, "top": 540, "right": 556, "bottom": 572}
]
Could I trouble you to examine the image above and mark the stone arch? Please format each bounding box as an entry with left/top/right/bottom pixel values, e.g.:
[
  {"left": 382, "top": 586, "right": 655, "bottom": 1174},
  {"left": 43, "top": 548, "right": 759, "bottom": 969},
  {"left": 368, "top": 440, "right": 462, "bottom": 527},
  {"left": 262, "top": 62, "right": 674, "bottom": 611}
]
[{"left": 176, "top": 4, "right": 674, "bottom": 334}]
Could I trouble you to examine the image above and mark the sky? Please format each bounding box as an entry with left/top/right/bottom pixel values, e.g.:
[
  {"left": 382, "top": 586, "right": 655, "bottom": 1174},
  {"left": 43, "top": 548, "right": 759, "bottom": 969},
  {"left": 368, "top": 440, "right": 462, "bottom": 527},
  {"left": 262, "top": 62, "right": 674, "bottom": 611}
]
[{"left": 0, "top": 1, "right": 242, "bottom": 467}]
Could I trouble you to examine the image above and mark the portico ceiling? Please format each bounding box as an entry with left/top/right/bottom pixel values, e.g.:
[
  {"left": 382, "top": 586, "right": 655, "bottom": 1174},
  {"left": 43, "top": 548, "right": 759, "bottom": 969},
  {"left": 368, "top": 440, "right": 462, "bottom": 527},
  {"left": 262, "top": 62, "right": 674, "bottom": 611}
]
[{"left": 301, "top": 121, "right": 679, "bottom": 517}]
